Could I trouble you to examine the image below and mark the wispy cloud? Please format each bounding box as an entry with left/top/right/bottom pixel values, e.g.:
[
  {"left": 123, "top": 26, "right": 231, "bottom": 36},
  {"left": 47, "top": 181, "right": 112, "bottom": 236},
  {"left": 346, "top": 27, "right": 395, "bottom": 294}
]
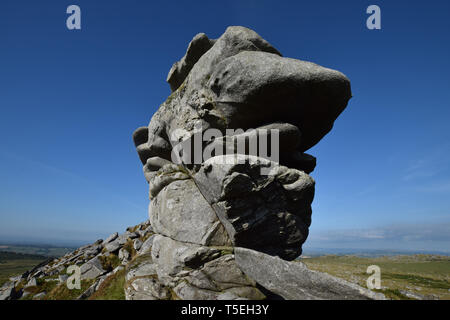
[
  {"left": 402, "top": 145, "right": 450, "bottom": 182},
  {"left": 414, "top": 180, "right": 450, "bottom": 193},
  {"left": 308, "top": 222, "right": 450, "bottom": 252},
  {"left": 400, "top": 144, "right": 450, "bottom": 196}
]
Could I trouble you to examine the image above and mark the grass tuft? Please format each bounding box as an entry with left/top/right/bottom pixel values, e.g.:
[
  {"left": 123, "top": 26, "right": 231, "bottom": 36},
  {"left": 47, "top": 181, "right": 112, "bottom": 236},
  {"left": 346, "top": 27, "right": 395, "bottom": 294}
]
[
  {"left": 89, "top": 268, "right": 126, "bottom": 300},
  {"left": 44, "top": 279, "right": 95, "bottom": 300},
  {"left": 98, "top": 254, "right": 121, "bottom": 272}
]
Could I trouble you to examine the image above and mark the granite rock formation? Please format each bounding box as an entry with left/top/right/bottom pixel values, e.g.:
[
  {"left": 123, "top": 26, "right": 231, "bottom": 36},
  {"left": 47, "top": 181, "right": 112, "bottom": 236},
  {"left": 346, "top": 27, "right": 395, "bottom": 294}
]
[
  {"left": 128, "top": 26, "right": 382, "bottom": 300},
  {"left": 0, "top": 27, "right": 385, "bottom": 301}
]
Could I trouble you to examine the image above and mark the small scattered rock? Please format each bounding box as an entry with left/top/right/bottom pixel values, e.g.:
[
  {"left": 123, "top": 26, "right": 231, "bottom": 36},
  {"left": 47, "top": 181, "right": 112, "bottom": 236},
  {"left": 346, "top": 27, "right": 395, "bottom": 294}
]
[
  {"left": 58, "top": 274, "right": 69, "bottom": 283},
  {"left": 25, "top": 278, "right": 37, "bottom": 288},
  {"left": 139, "top": 235, "right": 155, "bottom": 254},
  {"left": 104, "top": 240, "right": 121, "bottom": 253},
  {"left": 118, "top": 248, "right": 130, "bottom": 264},
  {"left": 33, "top": 292, "right": 46, "bottom": 300},
  {"left": 103, "top": 232, "right": 119, "bottom": 244},
  {"left": 80, "top": 256, "right": 106, "bottom": 280},
  {"left": 133, "top": 239, "right": 143, "bottom": 251}
]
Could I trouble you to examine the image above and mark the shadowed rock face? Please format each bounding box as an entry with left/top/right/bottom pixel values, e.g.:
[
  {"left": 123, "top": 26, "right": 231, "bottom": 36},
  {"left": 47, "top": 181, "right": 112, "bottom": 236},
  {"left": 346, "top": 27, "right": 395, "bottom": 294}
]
[{"left": 129, "top": 26, "right": 361, "bottom": 300}]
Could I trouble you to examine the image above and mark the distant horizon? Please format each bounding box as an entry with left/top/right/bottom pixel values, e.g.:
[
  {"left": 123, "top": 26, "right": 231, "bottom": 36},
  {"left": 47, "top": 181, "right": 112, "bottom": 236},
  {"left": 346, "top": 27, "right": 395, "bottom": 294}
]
[
  {"left": 1, "top": 240, "right": 448, "bottom": 257},
  {"left": 1, "top": 219, "right": 449, "bottom": 253},
  {"left": 1, "top": 225, "right": 449, "bottom": 256}
]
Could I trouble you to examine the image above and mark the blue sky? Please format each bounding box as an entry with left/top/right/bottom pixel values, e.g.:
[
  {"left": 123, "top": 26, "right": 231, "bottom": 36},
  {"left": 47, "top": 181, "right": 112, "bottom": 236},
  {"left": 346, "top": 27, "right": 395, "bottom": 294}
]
[{"left": 0, "top": 1, "right": 449, "bottom": 251}]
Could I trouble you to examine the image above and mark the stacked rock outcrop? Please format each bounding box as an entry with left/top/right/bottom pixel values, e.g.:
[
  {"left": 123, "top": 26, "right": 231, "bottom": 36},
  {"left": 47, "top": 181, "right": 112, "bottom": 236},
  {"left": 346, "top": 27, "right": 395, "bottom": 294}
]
[
  {"left": 129, "top": 26, "right": 384, "bottom": 300},
  {"left": 1, "top": 26, "right": 385, "bottom": 301}
]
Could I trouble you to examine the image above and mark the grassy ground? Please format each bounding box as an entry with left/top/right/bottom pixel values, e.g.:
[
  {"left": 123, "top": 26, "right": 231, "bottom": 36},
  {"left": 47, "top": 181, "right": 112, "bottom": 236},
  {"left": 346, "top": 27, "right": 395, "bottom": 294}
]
[
  {"left": 41, "top": 279, "right": 95, "bottom": 300},
  {"left": 89, "top": 268, "right": 126, "bottom": 300},
  {"left": 21, "top": 277, "right": 61, "bottom": 300},
  {"left": 0, "top": 245, "right": 73, "bottom": 257},
  {"left": 0, "top": 251, "right": 47, "bottom": 287},
  {"left": 301, "top": 254, "right": 450, "bottom": 300}
]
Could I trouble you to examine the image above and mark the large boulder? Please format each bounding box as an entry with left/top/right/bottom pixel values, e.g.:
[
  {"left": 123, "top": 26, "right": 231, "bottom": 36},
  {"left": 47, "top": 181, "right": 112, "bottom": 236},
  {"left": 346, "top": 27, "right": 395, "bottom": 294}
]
[
  {"left": 235, "top": 247, "right": 385, "bottom": 300},
  {"left": 149, "top": 178, "right": 231, "bottom": 246},
  {"left": 194, "top": 154, "right": 314, "bottom": 260},
  {"left": 124, "top": 234, "right": 265, "bottom": 300}
]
